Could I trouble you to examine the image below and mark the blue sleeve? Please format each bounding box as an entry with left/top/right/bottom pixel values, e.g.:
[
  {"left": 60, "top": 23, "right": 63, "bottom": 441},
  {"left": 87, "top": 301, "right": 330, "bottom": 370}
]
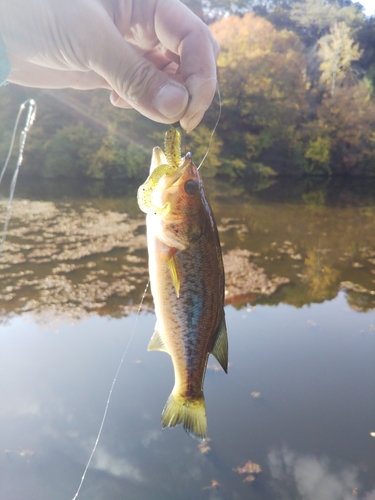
[{"left": 0, "top": 34, "right": 11, "bottom": 86}]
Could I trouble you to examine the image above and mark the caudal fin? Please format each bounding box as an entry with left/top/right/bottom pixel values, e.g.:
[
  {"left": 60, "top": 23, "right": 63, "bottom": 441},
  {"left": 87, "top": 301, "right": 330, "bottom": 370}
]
[{"left": 161, "top": 392, "right": 207, "bottom": 441}]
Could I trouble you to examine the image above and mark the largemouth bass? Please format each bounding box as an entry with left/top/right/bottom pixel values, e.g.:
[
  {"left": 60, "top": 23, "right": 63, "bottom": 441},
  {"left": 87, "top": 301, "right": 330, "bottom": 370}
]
[{"left": 137, "top": 129, "right": 227, "bottom": 441}]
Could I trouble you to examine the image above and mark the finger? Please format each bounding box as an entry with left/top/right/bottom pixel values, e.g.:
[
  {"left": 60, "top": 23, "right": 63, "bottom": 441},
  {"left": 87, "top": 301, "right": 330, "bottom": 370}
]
[
  {"left": 7, "top": 55, "right": 111, "bottom": 90},
  {"left": 86, "top": 12, "right": 189, "bottom": 124},
  {"left": 143, "top": 49, "right": 180, "bottom": 74},
  {"left": 154, "top": 0, "right": 219, "bottom": 131},
  {"left": 111, "top": 60, "right": 184, "bottom": 109},
  {"left": 110, "top": 91, "right": 133, "bottom": 109}
]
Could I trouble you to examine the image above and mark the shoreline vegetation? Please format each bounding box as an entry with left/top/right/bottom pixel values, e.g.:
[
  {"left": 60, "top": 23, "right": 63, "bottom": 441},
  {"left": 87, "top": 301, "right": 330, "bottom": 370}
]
[{"left": 1, "top": 0, "right": 375, "bottom": 181}]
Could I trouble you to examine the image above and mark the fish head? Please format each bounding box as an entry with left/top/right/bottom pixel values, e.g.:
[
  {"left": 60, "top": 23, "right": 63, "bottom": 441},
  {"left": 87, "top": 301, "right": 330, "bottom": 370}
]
[{"left": 150, "top": 151, "right": 207, "bottom": 249}]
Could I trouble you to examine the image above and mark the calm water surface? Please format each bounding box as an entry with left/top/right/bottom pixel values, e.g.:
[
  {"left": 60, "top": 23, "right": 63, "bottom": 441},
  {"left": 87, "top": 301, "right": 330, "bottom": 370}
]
[{"left": 1, "top": 177, "right": 375, "bottom": 500}]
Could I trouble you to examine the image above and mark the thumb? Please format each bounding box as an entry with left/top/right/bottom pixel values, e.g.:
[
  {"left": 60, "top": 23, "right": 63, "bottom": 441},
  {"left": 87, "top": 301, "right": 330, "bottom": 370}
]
[{"left": 88, "top": 18, "right": 189, "bottom": 123}]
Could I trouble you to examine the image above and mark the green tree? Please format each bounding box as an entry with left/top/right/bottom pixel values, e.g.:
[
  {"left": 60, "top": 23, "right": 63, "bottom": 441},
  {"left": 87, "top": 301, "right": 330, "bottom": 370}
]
[
  {"left": 211, "top": 12, "right": 308, "bottom": 175},
  {"left": 186, "top": 125, "right": 223, "bottom": 177},
  {"left": 304, "top": 136, "right": 332, "bottom": 174},
  {"left": 290, "top": 0, "right": 363, "bottom": 40},
  {"left": 311, "top": 81, "right": 375, "bottom": 174},
  {"left": 44, "top": 124, "right": 102, "bottom": 178}
]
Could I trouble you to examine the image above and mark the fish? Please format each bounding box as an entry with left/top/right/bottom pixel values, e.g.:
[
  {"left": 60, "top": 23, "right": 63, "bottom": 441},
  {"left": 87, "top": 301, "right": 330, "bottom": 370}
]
[{"left": 137, "top": 128, "right": 227, "bottom": 441}]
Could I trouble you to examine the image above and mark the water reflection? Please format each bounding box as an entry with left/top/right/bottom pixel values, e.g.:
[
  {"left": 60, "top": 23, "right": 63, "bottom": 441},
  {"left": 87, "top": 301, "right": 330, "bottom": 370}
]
[
  {"left": 268, "top": 447, "right": 375, "bottom": 500},
  {"left": 1, "top": 178, "right": 375, "bottom": 499},
  {"left": 1, "top": 178, "right": 375, "bottom": 323},
  {"left": 1, "top": 296, "right": 375, "bottom": 499}
]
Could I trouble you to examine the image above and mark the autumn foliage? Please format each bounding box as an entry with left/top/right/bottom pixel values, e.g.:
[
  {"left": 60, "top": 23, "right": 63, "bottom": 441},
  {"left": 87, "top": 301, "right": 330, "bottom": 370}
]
[
  {"left": 1, "top": 0, "right": 375, "bottom": 179},
  {"left": 207, "top": 10, "right": 375, "bottom": 177},
  {"left": 210, "top": 13, "right": 308, "bottom": 176}
]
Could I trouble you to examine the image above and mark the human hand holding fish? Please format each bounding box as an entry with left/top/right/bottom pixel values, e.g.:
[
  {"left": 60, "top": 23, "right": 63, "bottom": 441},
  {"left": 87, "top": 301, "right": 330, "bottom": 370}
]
[{"left": 0, "top": 0, "right": 219, "bottom": 132}]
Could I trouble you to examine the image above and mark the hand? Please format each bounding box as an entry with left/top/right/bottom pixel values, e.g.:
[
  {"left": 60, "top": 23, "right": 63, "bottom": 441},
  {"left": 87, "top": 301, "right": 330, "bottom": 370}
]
[{"left": 0, "top": 0, "right": 219, "bottom": 132}]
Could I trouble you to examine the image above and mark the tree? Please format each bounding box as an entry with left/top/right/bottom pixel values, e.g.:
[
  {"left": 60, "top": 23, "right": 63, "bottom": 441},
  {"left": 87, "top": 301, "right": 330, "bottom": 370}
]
[
  {"left": 183, "top": 0, "right": 296, "bottom": 21},
  {"left": 290, "top": 0, "right": 363, "bottom": 41},
  {"left": 211, "top": 12, "right": 308, "bottom": 174},
  {"left": 308, "top": 81, "right": 375, "bottom": 175},
  {"left": 318, "top": 21, "right": 362, "bottom": 95}
]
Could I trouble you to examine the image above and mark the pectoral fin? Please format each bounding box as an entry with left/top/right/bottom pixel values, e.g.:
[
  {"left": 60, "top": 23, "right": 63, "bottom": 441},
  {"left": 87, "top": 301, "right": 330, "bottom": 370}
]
[
  {"left": 167, "top": 254, "right": 180, "bottom": 298},
  {"left": 148, "top": 326, "right": 167, "bottom": 353},
  {"left": 211, "top": 317, "right": 228, "bottom": 373}
]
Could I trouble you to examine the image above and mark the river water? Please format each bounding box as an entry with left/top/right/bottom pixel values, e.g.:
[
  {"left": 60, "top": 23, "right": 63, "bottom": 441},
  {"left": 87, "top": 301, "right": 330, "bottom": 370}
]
[{"left": 1, "top": 176, "right": 375, "bottom": 500}]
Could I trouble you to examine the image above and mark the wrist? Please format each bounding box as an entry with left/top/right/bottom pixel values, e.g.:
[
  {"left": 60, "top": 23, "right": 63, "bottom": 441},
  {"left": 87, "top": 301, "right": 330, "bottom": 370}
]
[{"left": 0, "top": 34, "right": 11, "bottom": 86}]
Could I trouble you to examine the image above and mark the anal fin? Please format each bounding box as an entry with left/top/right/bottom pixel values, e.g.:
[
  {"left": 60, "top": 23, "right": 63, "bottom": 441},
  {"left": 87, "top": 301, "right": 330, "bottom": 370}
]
[
  {"left": 211, "top": 316, "right": 228, "bottom": 373},
  {"left": 148, "top": 326, "right": 167, "bottom": 352}
]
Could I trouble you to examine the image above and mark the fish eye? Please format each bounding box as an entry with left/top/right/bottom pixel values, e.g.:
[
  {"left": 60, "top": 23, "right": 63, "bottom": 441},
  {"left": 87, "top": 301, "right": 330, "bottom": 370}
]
[{"left": 184, "top": 179, "right": 199, "bottom": 195}]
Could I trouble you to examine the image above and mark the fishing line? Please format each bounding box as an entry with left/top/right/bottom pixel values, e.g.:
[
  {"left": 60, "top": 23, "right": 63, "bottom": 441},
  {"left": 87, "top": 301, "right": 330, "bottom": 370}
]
[
  {"left": 72, "top": 80, "right": 221, "bottom": 497},
  {"left": 0, "top": 99, "right": 37, "bottom": 257},
  {"left": 197, "top": 81, "right": 222, "bottom": 170},
  {"left": 71, "top": 281, "right": 149, "bottom": 500}
]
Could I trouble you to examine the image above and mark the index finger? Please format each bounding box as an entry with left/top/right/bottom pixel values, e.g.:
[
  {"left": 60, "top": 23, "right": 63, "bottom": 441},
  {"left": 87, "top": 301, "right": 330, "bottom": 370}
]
[{"left": 154, "top": 0, "right": 219, "bottom": 132}]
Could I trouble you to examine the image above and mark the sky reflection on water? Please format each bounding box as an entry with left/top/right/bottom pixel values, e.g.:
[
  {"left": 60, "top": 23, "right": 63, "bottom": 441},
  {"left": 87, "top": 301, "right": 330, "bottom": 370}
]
[
  {"left": 1, "top": 293, "right": 375, "bottom": 500},
  {"left": 1, "top": 177, "right": 375, "bottom": 499}
]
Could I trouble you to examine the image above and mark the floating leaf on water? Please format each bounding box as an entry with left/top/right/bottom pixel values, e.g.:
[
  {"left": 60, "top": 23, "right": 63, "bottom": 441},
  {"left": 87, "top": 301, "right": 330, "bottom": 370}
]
[
  {"left": 223, "top": 249, "right": 290, "bottom": 305},
  {"left": 244, "top": 474, "right": 256, "bottom": 483},
  {"left": 207, "top": 362, "right": 232, "bottom": 372},
  {"left": 340, "top": 281, "right": 375, "bottom": 295},
  {"left": 290, "top": 254, "right": 303, "bottom": 260},
  {"left": 198, "top": 437, "right": 211, "bottom": 454},
  {"left": 126, "top": 255, "right": 144, "bottom": 263},
  {"left": 234, "top": 460, "right": 262, "bottom": 475},
  {"left": 202, "top": 479, "right": 220, "bottom": 490},
  {"left": 207, "top": 363, "right": 222, "bottom": 372}
]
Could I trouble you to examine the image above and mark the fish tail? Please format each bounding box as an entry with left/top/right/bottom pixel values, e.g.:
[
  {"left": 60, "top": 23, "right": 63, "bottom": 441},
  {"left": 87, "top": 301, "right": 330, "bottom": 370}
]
[{"left": 161, "top": 392, "right": 207, "bottom": 441}]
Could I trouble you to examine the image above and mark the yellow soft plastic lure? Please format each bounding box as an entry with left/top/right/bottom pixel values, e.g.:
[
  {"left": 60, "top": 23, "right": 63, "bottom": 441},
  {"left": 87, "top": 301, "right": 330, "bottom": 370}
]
[{"left": 137, "top": 128, "right": 182, "bottom": 215}]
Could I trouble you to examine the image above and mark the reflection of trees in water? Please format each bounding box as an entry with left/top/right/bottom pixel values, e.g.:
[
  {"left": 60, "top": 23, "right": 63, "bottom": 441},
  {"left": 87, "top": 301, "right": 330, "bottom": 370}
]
[
  {"left": 1, "top": 184, "right": 375, "bottom": 321},
  {"left": 0, "top": 200, "right": 151, "bottom": 321},
  {"left": 302, "top": 250, "right": 340, "bottom": 302},
  {"left": 340, "top": 281, "right": 375, "bottom": 312}
]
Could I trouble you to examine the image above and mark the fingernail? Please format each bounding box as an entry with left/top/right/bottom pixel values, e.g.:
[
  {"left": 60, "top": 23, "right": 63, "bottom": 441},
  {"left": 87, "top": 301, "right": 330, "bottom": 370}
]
[
  {"left": 186, "top": 107, "right": 207, "bottom": 133},
  {"left": 153, "top": 83, "right": 188, "bottom": 119}
]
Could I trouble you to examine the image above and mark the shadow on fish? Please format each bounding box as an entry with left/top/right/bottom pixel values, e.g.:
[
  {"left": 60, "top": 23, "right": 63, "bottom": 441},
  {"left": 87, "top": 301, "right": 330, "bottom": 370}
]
[{"left": 137, "top": 128, "right": 228, "bottom": 441}]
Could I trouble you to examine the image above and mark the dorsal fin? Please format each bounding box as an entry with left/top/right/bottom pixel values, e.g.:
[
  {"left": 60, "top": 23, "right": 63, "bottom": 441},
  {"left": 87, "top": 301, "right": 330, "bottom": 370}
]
[
  {"left": 148, "top": 326, "right": 167, "bottom": 352},
  {"left": 211, "top": 317, "right": 228, "bottom": 373}
]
